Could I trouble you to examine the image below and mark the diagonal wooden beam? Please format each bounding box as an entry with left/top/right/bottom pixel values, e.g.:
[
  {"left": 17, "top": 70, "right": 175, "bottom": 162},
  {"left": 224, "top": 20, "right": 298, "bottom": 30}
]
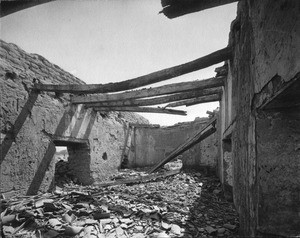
[
  {"left": 166, "top": 94, "right": 221, "bottom": 108},
  {"left": 34, "top": 47, "right": 232, "bottom": 94},
  {"left": 148, "top": 118, "right": 217, "bottom": 173},
  {"left": 84, "top": 87, "right": 223, "bottom": 108},
  {"left": 92, "top": 106, "right": 187, "bottom": 115},
  {"left": 72, "top": 77, "right": 225, "bottom": 104}
]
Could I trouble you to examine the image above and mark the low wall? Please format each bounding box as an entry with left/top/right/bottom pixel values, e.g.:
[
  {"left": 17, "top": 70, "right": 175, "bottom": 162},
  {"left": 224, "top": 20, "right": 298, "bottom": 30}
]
[{"left": 128, "top": 118, "right": 219, "bottom": 170}]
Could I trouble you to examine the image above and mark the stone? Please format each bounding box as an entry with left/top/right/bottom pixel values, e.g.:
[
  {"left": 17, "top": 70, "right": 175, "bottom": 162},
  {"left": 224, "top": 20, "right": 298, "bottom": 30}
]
[
  {"left": 100, "top": 218, "right": 112, "bottom": 224},
  {"left": 223, "top": 224, "right": 236, "bottom": 230},
  {"left": 112, "top": 217, "right": 119, "bottom": 226},
  {"left": 213, "top": 189, "right": 222, "bottom": 195},
  {"left": 205, "top": 226, "right": 217, "bottom": 234},
  {"left": 104, "top": 224, "right": 113, "bottom": 230},
  {"left": 116, "top": 226, "right": 124, "bottom": 236},
  {"left": 170, "top": 224, "right": 181, "bottom": 235},
  {"left": 120, "top": 223, "right": 128, "bottom": 229},
  {"left": 120, "top": 218, "right": 133, "bottom": 224},
  {"left": 218, "top": 228, "right": 226, "bottom": 234},
  {"left": 132, "top": 233, "right": 146, "bottom": 238},
  {"left": 135, "top": 225, "right": 144, "bottom": 231},
  {"left": 156, "top": 232, "right": 171, "bottom": 238},
  {"left": 161, "top": 221, "right": 170, "bottom": 230}
]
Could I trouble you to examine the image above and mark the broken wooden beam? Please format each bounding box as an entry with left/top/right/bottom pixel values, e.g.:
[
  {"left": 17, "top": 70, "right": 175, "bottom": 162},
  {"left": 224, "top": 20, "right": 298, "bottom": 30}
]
[
  {"left": 160, "top": 0, "right": 238, "bottom": 19},
  {"left": 94, "top": 169, "right": 180, "bottom": 188},
  {"left": 72, "top": 77, "right": 225, "bottom": 104},
  {"left": 166, "top": 94, "right": 221, "bottom": 107},
  {"left": 34, "top": 47, "right": 232, "bottom": 94},
  {"left": 254, "top": 73, "right": 300, "bottom": 110},
  {"left": 84, "top": 87, "right": 223, "bottom": 108},
  {"left": 148, "top": 118, "right": 217, "bottom": 173},
  {"left": 93, "top": 106, "right": 187, "bottom": 115},
  {"left": 1, "top": 0, "right": 55, "bottom": 18}
]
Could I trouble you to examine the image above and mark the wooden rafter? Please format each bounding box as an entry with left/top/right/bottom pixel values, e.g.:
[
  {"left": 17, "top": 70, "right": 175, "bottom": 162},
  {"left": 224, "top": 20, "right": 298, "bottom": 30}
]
[
  {"left": 93, "top": 106, "right": 187, "bottom": 115},
  {"left": 160, "top": 0, "right": 238, "bottom": 19},
  {"left": 72, "top": 77, "right": 225, "bottom": 104},
  {"left": 166, "top": 94, "right": 221, "bottom": 108},
  {"left": 0, "top": 1, "right": 54, "bottom": 17},
  {"left": 34, "top": 47, "right": 231, "bottom": 94},
  {"left": 84, "top": 87, "right": 223, "bottom": 108}
]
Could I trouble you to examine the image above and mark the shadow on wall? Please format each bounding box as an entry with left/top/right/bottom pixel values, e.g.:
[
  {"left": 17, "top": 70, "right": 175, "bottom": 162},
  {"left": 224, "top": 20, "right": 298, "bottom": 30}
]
[
  {"left": 26, "top": 106, "right": 97, "bottom": 195},
  {"left": 0, "top": 91, "right": 39, "bottom": 165}
]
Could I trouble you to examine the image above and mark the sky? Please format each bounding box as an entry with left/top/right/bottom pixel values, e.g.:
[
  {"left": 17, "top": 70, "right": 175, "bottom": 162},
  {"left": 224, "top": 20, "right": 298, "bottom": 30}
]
[{"left": 1, "top": 0, "right": 237, "bottom": 126}]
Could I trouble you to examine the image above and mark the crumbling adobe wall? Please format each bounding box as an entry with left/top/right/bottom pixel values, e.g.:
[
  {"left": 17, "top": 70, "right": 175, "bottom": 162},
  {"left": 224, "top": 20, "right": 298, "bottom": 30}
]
[
  {"left": 129, "top": 118, "right": 219, "bottom": 170},
  {"left": 0, "top": 40, "right": 83, "bottom": 196},
  {"left": 68, "top": 109, "right": 147, "bottom": 184},
  {"left": 256, "top": 110, "right": 300, "bottom": 236},
  {"left": 0, "top": 40, "right": 147, "bottom": 197},
  {"left": 227, "top": 0, "right": 300, "bottom": 236}
]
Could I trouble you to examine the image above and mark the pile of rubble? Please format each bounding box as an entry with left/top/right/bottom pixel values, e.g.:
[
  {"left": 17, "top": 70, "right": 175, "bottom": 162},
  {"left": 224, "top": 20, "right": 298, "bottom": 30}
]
[{"left": 1, "top": 169, "right": 239, "bottom": 238}]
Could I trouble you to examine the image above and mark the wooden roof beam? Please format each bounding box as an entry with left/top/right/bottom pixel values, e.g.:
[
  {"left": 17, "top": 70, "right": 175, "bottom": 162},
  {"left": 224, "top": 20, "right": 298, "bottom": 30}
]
[
  {"left": 72, "top": 77, "right": 225, "bottom": 104},
  {"left": 93, "top": 107, "right": 187, "bottom": 115},
  {"left": 84, "top": 87, "right": 223, "bottom": 108},
  {"left": 160, "top": 0, "right": 238, "bottom": 19},
  {"left": 34, "top": 47, "right": 232, "bottom": 94},
  {"left": 0, "top": 0, "right": 55, "bottom": 18},
  {"left": 166, "top": 94, "right": 221, "bottom": 108}
]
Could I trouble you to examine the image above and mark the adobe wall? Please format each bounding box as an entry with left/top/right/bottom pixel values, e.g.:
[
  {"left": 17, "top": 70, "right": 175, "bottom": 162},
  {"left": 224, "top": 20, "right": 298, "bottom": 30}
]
[
  {"left": 0, "top": 40, "right": 147, "bottom": 197},
  {"left": 129, "top": 117, "right": 219, "bottom": 170},
  {"left": 224, "top": 0, "right": 300, "bottom": 236}
]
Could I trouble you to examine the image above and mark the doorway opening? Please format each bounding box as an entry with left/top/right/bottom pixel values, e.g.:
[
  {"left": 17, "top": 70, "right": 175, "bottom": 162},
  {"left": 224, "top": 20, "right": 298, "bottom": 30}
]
[{"left": 52, "top": 136, "right": 91, "bottom": 186}]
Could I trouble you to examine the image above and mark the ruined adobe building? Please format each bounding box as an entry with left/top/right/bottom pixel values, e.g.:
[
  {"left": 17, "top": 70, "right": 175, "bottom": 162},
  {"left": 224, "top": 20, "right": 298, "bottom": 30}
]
[
  {"left": 0, "top": 40, "right": 150, "bottom": 195},
  {"left": 1, "top": 0, "right": 300, "bottom": 237},
  {"left": 0, "top": 39, "right": 219, "bottom": 196}
]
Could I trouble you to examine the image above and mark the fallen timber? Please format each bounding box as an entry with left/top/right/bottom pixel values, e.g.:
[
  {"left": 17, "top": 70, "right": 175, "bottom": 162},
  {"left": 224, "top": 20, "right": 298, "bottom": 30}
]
[
  {"left": 84, "top": 87, "right": 222, "bottom": 108},
  {"left": 93, "top": 106, "right": 187, "bottom": 115},
  {"left": 148, "top": 118, "right": 217, "bottom": 173},
  {"left": 93, "top": 169, "right": 180, "bottom": 189},
  {"left": 34, "top": 47, "right": 232, "bottom": 94},
  {"left": 166, "top": 94, "right": 221, "bottom": 108},
  {"left": 72, "top": 77, "right": 225, "bottom": 104}
]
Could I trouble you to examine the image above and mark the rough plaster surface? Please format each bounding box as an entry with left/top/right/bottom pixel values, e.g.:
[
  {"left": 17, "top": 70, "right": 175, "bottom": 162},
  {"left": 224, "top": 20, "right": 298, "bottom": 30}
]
[
  {"left": 129, "top": 119, "right": 219, "bottom": 169},
  {"left": 257, "top": 110, "right": 300, "bottom": 236},
  {"left": 0, "top": 40, "right": 147, "bottom": 196},
  {"left": 0, "top": 40, "right": 82, "bottom": 196},
  {"left": 225, "top": 0, "right": 300, "bottom": 236},
  {"left": 250, "top": 0, "right": 300, "bottom": 91},
  {"left": 223, "top": 151, "right": 232, "bottom": 186}
]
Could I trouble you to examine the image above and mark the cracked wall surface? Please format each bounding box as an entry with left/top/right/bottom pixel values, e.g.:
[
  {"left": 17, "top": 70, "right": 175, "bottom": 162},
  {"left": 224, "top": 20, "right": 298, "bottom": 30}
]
[
  {"left": 0, "top": 40, "right": 147, "bottom": 196},
  {"left": 225, "top": 0, "right": 300, "bottom": 236}
]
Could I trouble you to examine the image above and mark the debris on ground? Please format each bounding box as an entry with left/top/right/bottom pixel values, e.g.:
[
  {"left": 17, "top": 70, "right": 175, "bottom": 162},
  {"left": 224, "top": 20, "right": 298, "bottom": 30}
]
[{"left": 0, "top": 169, "right": 239, "bottom": 238}]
